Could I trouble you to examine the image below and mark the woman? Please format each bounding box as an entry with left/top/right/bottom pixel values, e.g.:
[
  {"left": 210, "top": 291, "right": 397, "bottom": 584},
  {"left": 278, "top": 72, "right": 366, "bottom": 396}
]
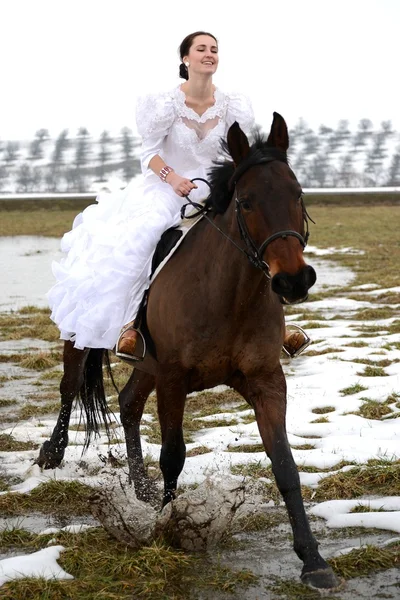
[{"left": 48, "top": 31, "right": 308, "bottom": 358}]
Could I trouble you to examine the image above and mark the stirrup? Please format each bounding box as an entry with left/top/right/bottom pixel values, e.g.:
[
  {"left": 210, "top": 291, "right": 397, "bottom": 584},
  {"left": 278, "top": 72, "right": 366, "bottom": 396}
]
[
  {"left": 115, "top": 326, "right": 146, "bottom": 362},
  {"left": 282, "top": 324, "right": 311, "bottom": 358}
]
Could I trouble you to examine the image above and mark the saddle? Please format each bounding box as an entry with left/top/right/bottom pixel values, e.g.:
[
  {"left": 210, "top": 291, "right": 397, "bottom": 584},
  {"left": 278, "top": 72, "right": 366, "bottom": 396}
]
[{"left": 127, "top": 212, "right": 205, "bottom": 363}]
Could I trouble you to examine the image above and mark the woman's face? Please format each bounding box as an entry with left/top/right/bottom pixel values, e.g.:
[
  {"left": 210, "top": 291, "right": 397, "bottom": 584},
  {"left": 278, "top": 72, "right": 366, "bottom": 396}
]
[{"left": 184, "top": 34, "right": 219, "bottom": 77}]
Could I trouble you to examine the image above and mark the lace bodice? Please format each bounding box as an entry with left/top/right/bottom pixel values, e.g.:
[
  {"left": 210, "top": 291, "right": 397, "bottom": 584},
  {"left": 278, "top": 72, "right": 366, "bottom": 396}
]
[{"left": 136, "top": 86, "right": 254, "bottom": 179}]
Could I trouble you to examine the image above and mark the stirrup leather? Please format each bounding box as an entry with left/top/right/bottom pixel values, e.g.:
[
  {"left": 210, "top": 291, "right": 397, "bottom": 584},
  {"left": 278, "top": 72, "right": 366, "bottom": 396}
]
[
  {"left": 282, "top": 324, "right": 311, "bottom": 358},
  {"left": 115, "top": 326, "right": 146, "bottom": 362}
]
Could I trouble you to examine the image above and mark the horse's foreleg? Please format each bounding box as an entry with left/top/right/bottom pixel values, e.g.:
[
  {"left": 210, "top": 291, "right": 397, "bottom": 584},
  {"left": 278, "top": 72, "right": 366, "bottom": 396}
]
[
  {"left": 245, "top": 367, "right": 339, "bottom": 589},
  {"left": 36, "top": 341, "right": 89, "bottom": 469},
  {"left": 119, "top": 369, "right": 155, "bottom": 502},
  {"left": 156, "top": 375, "right": 187, "bottom": 507}
]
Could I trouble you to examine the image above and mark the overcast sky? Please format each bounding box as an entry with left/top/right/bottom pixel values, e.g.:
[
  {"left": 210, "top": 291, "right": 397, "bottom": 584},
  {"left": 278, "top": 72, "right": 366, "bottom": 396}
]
[{"left": 1, "top": 0, "right": 399, "bottom": 141}]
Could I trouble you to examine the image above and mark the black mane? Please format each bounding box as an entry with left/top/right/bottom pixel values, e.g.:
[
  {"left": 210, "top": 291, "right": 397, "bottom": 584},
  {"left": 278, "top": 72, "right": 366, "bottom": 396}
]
[{"left": 205, "top": 132, "right": 288, "bottom": 214}]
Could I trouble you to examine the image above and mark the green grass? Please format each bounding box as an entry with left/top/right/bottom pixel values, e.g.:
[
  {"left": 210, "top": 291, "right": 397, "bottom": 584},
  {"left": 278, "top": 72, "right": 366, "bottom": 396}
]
[
  {"left": 339, "top": 382, "right": 368, "bottom": 396},
  {"left": 0, "top": 528, "right": 258, "bottom": 599},
  {"left": 328, "top": 542, "right": 400, "bottom": 579},
  {"left": 0, "top": 479, "right": 94, "bottom": 516},
  {"left": 350, "top": 504, "right": 386, "bottom": 513}
]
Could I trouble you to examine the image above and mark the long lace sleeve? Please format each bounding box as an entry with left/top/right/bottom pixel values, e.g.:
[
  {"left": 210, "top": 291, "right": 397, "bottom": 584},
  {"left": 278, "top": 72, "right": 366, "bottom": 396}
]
[
  {"left": 225, "top": 92, "right": 255, "bottom": 136},
  {"left": 136, "top": 92, "right": 175, "bottom": 173}
]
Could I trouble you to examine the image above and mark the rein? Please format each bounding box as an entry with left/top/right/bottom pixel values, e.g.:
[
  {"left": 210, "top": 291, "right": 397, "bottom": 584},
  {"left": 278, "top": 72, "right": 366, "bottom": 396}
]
[{"left": 181, "top": 171, "right": 312, "bottom": 280}]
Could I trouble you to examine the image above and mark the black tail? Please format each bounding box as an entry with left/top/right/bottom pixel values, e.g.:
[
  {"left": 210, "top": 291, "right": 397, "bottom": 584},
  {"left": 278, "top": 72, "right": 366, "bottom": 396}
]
[{"left": 79, "top": 349, "right": 113, "bottom": 450}]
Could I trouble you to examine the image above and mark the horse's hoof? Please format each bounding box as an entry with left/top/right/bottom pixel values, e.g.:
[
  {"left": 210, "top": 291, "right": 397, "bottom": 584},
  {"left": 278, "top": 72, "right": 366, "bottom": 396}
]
[
  {"left": 134, "top": 478, "right": 160, "bottom": 507},
  {"left": 301, "top": 566, "right": 340, "bottom": 589},
  {"left": 35, "top": 441, "right": 64, "bottom": 469}
]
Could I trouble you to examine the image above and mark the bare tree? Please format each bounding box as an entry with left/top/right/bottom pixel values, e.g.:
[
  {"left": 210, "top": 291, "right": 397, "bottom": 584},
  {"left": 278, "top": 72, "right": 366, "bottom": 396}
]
[
  {"left": 97, "top": 130, "right": 112, "bottom": 181},
  {"left": 4, "top": 141, "right": 20, "bottom": 163},
  {"left": 16, "top": 163, "right": 33, "bottom": 192},
  {"left": 387, "top": 146, "right": 400, "bottom": 186},
  {"left": 120, "top": 127, "right": 140, "bottom": 182}
]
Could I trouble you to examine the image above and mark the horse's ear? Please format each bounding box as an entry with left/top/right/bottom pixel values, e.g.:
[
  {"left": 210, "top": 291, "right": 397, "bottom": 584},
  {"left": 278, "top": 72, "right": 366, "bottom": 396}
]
[
  {"left": 227, "top": 121, "right": 250, "bottom": 166},
  {"left": 266, "top": 112, "right": 289, "bottom": 152}
]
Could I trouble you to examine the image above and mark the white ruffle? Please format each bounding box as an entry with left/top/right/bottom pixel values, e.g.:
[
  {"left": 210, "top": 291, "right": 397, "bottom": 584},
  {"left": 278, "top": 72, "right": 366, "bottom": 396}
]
[{"left": 47, "top": 179, "right": 182, "bottom": 350}]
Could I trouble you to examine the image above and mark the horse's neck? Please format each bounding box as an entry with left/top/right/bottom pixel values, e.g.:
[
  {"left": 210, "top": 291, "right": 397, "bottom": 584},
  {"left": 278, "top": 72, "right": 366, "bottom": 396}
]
[{"left": 200, "top": 208, "right": 272, "bottom": 308}]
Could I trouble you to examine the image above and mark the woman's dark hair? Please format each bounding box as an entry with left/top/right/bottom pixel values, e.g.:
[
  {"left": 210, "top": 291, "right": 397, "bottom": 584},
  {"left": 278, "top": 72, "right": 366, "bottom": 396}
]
[{"left": 178, "top": 31, "right": 218, "bottom": 80}]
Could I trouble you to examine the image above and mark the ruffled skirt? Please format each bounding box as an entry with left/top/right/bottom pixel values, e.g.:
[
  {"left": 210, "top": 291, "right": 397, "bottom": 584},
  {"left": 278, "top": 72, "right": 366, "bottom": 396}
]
[{"left": 47, "top": 177, "right": 189, "bottom": 350}]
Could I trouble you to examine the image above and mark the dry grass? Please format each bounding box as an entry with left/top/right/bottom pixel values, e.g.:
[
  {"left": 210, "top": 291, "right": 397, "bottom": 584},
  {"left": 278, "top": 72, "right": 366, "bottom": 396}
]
[
  {"left": 0, "top": 208, "right": 80, "bottom": 237},
  {"left": 0, "top": 310, "right": 60, "bottom": 343},
  {"left": 0, "top": 434, "right": 39, "bottom": 452},
  {"left": 311, "top": 406, "right": 335, "bottom": 414},
  {"left": 19, "top": 351, "right": 62, "bottom": 370},
  {"left": 310, "top": 416, "right": 329, "bottom": 424},
  {"left": 185, "top": 445, "right": 212, "bottom": 457},
  {"left": 227, "top": 443, "right": 264, "bottom": 453},
  {"left": 357, "top": 365, "right": 389, "bottom": 377},
  {"left": 234, "top": 511, "right": 285, "bottom": 532},
  {"left": 305, "top": 347, "right": 344, "bottom": 356},
  {"left": 313, "top": 462, "right": 400, "bottom": 500},
  {"left": 352, "top": 397, "right": 394, "bottom": 420},
  {"left": 309, "top": 206, "right": 400, "bottom": 288},
  {"left": 291, "top": 443, "right": 316, "bottom": 450},
  {"left": 18, "top": 401, "right": 60, "bottom": 420},
  {"left": 352, "top": 307, "right": 398, "bottom": 320}
]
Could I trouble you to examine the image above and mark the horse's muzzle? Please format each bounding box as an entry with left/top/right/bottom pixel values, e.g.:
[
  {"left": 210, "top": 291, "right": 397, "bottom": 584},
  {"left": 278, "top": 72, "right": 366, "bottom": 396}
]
[{"left": 271, "top": 265, "right": 317, "bottom": 304}]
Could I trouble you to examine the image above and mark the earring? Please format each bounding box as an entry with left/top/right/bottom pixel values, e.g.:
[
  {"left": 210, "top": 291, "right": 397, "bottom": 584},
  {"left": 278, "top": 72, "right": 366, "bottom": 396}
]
[{"left": 185, "top": 62, "right": 190, "bottom": 67}]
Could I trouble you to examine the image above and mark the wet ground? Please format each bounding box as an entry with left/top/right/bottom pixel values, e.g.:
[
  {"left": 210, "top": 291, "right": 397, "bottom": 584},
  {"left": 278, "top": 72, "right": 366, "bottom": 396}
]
[{"left": 0, "top": 236, "right": 399, "bottom": 598}]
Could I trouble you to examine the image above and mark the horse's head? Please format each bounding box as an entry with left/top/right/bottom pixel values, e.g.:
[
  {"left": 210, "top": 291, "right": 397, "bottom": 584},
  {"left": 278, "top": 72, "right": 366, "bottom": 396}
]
[{"left": 226, "top": 113, "right": 316, "bottom": 304}]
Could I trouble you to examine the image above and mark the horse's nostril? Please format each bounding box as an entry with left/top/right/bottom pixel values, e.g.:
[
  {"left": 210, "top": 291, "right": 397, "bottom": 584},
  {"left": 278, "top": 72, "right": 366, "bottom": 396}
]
[
  {"left": 304, "top": 266, "right": 317, "bottom": 289},
  {"left": 271, "top": 273, "right": 292, "bottom": 295}
]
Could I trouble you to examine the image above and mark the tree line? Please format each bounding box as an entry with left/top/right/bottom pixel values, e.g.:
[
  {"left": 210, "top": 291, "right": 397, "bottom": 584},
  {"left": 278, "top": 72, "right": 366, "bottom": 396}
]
[{"left": 1, "top": 119, "right": 400, "bottom": 193}]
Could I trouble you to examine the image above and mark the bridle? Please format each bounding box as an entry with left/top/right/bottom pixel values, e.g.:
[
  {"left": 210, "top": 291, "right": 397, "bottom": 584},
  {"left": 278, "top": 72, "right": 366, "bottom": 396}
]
[{"left": 181, "top": 164, "right": 313, "bottom": 281}]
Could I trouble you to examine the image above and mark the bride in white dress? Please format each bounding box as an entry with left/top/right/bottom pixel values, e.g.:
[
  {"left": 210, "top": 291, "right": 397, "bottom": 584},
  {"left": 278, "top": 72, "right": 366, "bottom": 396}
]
[{"left": 47, "top": 31, "right": 255, "bottom": 355}]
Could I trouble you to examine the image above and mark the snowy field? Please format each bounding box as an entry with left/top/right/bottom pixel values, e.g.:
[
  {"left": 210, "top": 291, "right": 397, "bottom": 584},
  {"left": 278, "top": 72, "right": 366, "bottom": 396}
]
[{"left": 0, "top": 235, "right": 399, "bottom": 598}]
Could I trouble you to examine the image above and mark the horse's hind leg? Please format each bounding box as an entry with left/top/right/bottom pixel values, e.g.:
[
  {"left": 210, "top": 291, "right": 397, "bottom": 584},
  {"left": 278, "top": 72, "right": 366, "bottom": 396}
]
[
  {"left": 241, "top": 366, "right": 339, "bottom": 589},
  {"left": 36, "top": 341, "right": 89, "bottom": 469},
  {"left": 119, "top": 369, "right": 155, "bottom": 502}
]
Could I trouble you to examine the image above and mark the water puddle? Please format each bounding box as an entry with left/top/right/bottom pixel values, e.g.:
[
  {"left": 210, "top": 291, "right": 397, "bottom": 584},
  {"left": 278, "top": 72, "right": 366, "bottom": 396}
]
[
  {"left": 0, "top": 236, "right": 354, "bottom": 312},
  {"left": 0, "top": 237, "right": 61, "bottom": 311}
]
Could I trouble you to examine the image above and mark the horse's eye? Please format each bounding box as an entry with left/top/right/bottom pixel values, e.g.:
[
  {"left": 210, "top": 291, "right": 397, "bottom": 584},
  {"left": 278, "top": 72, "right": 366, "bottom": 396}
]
[{"left": 240, "top": 200, "right": 252, "bottom": 211}]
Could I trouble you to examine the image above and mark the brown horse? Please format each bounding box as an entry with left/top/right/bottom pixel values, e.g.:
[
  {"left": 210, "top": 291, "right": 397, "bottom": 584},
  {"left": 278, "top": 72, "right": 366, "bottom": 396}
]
[{"left": 37, "top": 114, "right": 338, "bottom": 588}]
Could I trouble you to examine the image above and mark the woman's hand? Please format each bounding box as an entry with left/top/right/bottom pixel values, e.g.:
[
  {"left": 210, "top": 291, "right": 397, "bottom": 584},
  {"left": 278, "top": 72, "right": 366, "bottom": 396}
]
[{"left": 166, "top": 172, "right": 197, "bottom": 197}]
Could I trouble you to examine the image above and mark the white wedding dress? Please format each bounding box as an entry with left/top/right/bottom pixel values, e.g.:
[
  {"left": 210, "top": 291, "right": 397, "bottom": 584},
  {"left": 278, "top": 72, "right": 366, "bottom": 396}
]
[{"left": 47, "top": 86, "right": 254, "bottom": 350}]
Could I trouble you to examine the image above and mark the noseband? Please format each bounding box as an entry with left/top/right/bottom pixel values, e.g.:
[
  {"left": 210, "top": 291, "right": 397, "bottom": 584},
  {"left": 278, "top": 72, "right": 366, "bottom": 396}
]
[
  {"left": 235, "top": 192, "right": 310, "bottom": 279},
  {"left": 181, "top": 164, "right": 312, "bottom": 280}
]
